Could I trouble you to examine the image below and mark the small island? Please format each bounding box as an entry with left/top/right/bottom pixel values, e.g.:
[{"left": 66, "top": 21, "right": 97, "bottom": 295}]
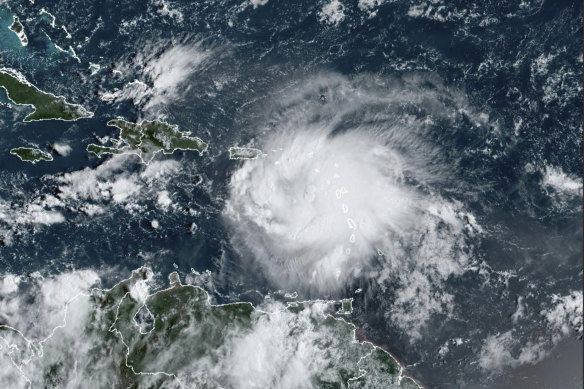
[
  {"left": 10, "top": 147, "right": 53, "bottom": 163},
  {"left": 0, "top": 68, "right": 93, "bottom": 122},
  {"left": 228, "top": 146, "right": 263, "bottom": 160},
  {"left": 9, "top": 16, "right": 28, "bottom": 46},
  {"left": 87, "top": 119, "right": 209, "bottom": 164}
]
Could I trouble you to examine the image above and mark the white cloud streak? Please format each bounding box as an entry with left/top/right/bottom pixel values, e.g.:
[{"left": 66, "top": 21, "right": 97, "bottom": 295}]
[{"left": 101, "top": 42, "right": 212, "bottom": 111}]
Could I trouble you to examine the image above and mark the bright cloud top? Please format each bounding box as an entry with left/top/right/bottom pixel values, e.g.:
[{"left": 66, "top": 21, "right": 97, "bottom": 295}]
[
  {"left": 226, "top": 127, "right": 422, "bottom": 292},
  {"left": 224, "top": 74, "right": 480, "bottom": 297}
]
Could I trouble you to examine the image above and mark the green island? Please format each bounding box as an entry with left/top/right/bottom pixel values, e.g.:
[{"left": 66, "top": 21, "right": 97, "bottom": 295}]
[
  {"left": 10, "top": 147, "right": 53, "bottom": 163},
  {"left": 228, "top": 146, "right": 263, "bottom": 160},
  {"left": 9, "top": 16, "right": 28, "bottom": 46},
  {"left": 0, "top": 267, "right": 421, "bottom": 388},
  {"left": 339, "top": 298, "right": 353, "bottom": 315},
  {"left": 0, "top": 68, "right": 93, "bottom": 122},
  {"left": 87, "top": 119, "right": 209, "bottom": 164}
]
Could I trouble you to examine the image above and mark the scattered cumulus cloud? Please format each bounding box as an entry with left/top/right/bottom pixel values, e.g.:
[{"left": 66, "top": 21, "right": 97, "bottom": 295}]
[
  {"left": 0, "top": 155, "right": 181, "bottom": 245},
  {"left": 319, "top": 1, "right": 346, "bottom": 25},
  {"left": 541, "top": 291, "right": 583, "bottom": 341},
  {"left": 151, "top": 0, "right": 184, "bottom": 22},
  {"left": 101, "top": 42, "right": 212, "bottom": 111},
  {"left": 52, "top": 142, "right": 72, "bottom": 157},
  {"left": 478, "top": 290, "right": 583, "bottom": 372},
  {"left": 0, "top": 196, "right": 66, "bottom": 246},
  {"left": 358, "top": 0, "right": 386, "bottom": 17},
  {"left": 54, "top": 155, "right": 179, "bottom": 209},
  {"left": 247, "top": 0, "right": 270, "bottom": 9},
  {"left": 437, "top": 338, "right": 466, "bottom": 358},
  {"left": 542, "top": 166, "right": 582, "bottom": 197},
  {"left": 478, "top": 331, "right": 548, "bottom": 371},
  {"left": 156, "top": 190, "right": 173, "bottom": 210},
  {"left": 510, "top": 296, "right": 526, "bottom": 323}
]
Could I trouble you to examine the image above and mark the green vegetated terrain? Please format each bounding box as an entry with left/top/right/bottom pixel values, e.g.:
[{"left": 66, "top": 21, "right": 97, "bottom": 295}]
[
  {"left": 8, "top": 15, "right": 28, "bottom": 46},
  {"left": 0, "top": 68, "right": 93, "bottom": 121},
  {"left": 9, "top": 16, "right": 23, "bottom": 34},
  {"left": 0, "top": 268, "right": 420, "bottom": 388},
  {"left": 87, "top": 119, "right": 209, "bottom": 164},
  {"left": 10, "top": 147, "right": 53, "bottom": 163}
]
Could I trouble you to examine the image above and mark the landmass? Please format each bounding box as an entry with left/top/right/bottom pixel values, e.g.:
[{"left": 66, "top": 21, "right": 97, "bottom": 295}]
[
  {"left": 9, "top": 16, "right": 28, "bottom": 46},
  {"left": 0, "top": 267, "right": 422, "bottom": 388},
  {"left": 228, "top": 146, "right": 263, "bottom": 160},
  {"left": 10, "top": 147, "right": 53, "bottom": 163},
  {"left": 338, "top": 298, "right": 353, "bottom": 315},
  {"left": 87, "top": 119, "right": 209, "bottom": 164},
  {"left": 0, "top": 68, "right": 93, "bottom": 121}
]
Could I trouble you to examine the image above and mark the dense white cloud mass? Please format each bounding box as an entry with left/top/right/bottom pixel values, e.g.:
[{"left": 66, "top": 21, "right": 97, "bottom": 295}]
[
  {"left": 224, "top": 74, "right": 481, "bottom": 302},
  {"left": 226, "top": 128, "right": 423, "bottom": 292},
  {"left": 0, "top": 270, "right": 99, "bottom": 343},
  {"left": 214, "top": 303, "right": 331, "bottom": 388},
  {"left": 142, "top": 44, "right": 209, "bottom": 109},
  {"left": 0, "top": 269, "right": 122, "bottom": 388},
  {"left": 52, "top": 142, "right": 72, "bottom": 157}
]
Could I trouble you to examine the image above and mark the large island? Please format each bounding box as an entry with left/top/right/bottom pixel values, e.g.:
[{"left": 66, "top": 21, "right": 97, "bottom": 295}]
[
  {"left": 87, "top": 119, "right": 209, "bottom": 164},
  {"left": 0, "top": 68, "right": 93, "bottom": 122},
  {"left": 228, "top": 146, "right": 263, "bottom": 160},
  {"left": 10, "top": 147, "right": 53, "bottom": 163}
]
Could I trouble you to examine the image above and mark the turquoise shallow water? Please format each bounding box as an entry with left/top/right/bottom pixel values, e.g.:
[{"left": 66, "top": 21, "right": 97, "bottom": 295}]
[{"left": 0, "top": 7, "right": 25, "bottom": 52}]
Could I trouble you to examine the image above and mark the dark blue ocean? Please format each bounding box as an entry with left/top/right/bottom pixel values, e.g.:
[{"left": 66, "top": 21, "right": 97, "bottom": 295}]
[{"left": 0, "top": 0, "right": 581, "bottom": 387}]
